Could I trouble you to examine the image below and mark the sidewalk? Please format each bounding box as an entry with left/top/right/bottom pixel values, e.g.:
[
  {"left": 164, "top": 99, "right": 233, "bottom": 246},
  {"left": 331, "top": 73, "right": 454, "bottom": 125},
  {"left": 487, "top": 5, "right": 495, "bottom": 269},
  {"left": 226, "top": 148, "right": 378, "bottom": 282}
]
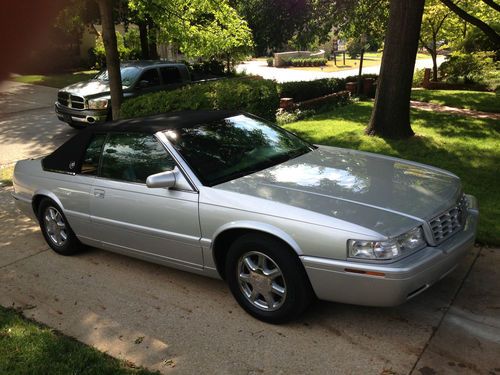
[{"left": 410, "top": 100, "right": 500, "bottom": 120}]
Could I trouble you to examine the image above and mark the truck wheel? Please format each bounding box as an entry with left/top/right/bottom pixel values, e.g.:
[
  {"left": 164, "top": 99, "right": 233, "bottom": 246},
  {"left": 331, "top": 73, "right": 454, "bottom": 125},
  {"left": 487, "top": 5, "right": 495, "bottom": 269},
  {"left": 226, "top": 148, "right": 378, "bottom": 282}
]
[{"left": 225, "top": 233, "right": 312, "bottom": 323}]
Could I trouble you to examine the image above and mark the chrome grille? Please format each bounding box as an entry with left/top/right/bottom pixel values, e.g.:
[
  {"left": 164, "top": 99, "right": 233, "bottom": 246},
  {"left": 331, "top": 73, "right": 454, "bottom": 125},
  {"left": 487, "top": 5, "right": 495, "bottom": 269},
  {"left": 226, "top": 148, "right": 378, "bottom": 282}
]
[
  {"left": 429, "top": 195, "right": 467, "bottom": 244},
  {"left": 57, "top": 92, "right": 85, "bottom": 109}
]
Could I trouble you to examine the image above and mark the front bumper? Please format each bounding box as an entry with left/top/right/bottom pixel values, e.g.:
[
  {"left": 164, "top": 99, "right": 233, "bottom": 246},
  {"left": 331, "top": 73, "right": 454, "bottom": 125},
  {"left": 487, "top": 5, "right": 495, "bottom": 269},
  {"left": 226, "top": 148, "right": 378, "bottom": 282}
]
[
  {"left": 301, "top": 195, "right": 479, "bottom": 307},
  {"left": 55, "top": 102, "right": 108, "bottom": 125}
]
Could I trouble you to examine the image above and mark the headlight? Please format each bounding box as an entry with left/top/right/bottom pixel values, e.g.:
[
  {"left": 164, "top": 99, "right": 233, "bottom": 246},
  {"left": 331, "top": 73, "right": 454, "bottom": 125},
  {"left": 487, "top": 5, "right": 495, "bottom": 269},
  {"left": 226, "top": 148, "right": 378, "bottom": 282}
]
[
  {"left": 87, "top": 98, "right": 108, "bottom": 109},
  {"left": 348, "top": 227, "right": 426, "bottom": 260}
]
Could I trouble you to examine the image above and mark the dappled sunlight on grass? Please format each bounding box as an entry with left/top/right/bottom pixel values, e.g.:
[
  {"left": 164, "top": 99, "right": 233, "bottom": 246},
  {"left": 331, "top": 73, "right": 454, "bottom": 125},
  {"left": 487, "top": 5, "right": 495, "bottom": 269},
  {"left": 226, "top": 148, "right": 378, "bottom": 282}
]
[
  {"left": 284, "top": 101, "right": 500, "bottom": 245},
  {"left": 411, "top": 89, "right": 500, "bottom": 113}
]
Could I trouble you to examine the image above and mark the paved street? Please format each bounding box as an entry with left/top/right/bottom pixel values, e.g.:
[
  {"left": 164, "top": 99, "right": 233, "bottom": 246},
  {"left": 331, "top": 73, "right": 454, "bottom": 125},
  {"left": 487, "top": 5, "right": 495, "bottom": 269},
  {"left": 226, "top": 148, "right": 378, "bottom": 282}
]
[
  {"left": 236, "top": 56, "right": 445, "bottom": 82},
  {"left": 0, "top": 81, "right": 499, "bottom": 374}
]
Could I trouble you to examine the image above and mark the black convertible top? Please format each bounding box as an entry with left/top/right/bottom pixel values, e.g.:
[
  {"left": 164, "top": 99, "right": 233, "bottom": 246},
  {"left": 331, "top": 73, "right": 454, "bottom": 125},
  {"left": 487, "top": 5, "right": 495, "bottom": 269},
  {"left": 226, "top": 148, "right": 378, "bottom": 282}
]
[{"left": 42, "top": 110, "right": 241, "bottom": 174}]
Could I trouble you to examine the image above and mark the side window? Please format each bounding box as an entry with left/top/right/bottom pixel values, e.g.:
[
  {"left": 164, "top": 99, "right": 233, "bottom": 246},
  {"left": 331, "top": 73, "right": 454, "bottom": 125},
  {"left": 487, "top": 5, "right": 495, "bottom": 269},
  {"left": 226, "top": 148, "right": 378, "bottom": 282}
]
[
  {"left": 160, "top": 67, "right": 182, "bottom": 84},
  {"left": 81, "top": 134, "right": 106, "bottom": 175},
  {"left": 100, "top": 133, "right": 176, "bottom": 183},
  {"left": 138, "top": 69, "right": 160, "bottom": 87}
]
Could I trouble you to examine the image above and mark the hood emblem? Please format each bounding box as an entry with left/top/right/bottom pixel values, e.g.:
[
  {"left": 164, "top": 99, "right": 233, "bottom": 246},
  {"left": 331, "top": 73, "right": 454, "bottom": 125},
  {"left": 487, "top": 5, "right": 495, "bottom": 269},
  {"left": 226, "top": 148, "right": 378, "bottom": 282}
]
[{"left": 69, "top": 161, "right": 76, "bottom": 170}]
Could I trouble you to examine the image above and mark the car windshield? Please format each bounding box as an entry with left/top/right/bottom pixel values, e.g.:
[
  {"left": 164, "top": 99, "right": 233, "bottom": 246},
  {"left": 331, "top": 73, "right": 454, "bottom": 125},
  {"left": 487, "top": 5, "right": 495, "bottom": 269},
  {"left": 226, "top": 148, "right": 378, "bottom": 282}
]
[
  {"left": 94, "top": 67, "right": 140, "bottom": 86},
  {"left": 165, "top": 115, "right": 315, "bottom": 186}
]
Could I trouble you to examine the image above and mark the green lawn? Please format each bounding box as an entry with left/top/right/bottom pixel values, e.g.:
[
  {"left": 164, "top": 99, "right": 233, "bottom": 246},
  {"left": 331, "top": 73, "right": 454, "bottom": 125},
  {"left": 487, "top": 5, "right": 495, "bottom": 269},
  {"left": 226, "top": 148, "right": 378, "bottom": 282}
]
[
  {"left": 284, "top": 102, "right": 500, "bottom": 246},
  {"left": 0, "top": 307, "right": 157, "bottom": 375},
  {"left": 12, "top": 70, "right": 99, "bottom": 89},
  {"left": 411, "top": 89, "right": 500, "bottom": 113},
  {"left": 0, "top": 166, "right": 14, "bottom": 187}
]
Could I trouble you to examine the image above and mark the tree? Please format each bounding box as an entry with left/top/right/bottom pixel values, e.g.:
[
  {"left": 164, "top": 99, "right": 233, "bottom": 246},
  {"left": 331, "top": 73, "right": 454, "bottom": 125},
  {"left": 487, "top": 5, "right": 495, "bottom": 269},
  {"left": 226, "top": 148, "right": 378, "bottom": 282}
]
[
  {"left": 366, "top": 0, "right": 425, "bottom": 138},
  {"left": 419, "top": 0, "right": 455, "bottom": 81},
  {"left": 96, "top": 0, "right": 123, "bottom": 120},
  {"left": 129, "top": 0, "right": 253, "bottom": 66},
  {"left": 336, "top": 0, "right": 388, "bottom": 93},
  {"left": 440, "top": 0, "right": 500, "bottom": 51}
]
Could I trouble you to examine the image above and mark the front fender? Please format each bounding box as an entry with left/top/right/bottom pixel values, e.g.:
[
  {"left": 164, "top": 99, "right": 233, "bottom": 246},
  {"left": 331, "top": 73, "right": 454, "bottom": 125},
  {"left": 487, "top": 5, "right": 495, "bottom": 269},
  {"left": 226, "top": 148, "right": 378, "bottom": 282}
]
[{"left": 211, "top": 220, "right": 303, "bottom": 255}]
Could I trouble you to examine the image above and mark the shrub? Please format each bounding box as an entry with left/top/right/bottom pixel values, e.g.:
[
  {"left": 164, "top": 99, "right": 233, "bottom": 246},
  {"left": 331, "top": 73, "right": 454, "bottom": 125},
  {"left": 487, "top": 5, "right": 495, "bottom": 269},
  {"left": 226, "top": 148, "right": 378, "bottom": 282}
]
[
  {"left": 439, "top": 51, "right": 495, "bottom": 83},
  {"left": 276, "top": 108, "right": 314, "bottom": 125},
  {"left": 278, "top": 78, "right": 344, "bottom": 102},
  {"left": 278, "top": 75, "right": 378, "bottom": 102},
  {"left": 289, "top": 57, "right": 327, "bottom": 67},
  {"left": 120, "top": 77, "right": 280, "bottom": 120},
  {"left": 267, "top": 58, "right": 274, "bottom": 67},
  {"left": 412, "top": 68, "right": 426, "bottom": 88}
]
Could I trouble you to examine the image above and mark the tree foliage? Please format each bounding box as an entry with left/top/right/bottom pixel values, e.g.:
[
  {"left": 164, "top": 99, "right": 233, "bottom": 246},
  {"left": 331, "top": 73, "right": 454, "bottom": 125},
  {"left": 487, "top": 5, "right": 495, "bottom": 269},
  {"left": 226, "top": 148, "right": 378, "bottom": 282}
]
[{"left": 128, "top": 0, "right": 253, "bottom": 61}]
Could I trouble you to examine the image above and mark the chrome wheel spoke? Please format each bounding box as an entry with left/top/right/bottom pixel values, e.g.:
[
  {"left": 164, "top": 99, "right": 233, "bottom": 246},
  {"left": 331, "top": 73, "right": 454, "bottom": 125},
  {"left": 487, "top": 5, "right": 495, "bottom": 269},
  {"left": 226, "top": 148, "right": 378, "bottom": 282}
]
[
  {"left": 237, "top": 251, "right": 287, "bottom": 312},
  {"left": 257, "top": 254, "right": 266, "bottom": 270},
  {"left": 243, "top": 257, "right": 258, "bottom": 272},
  {"left": 271, "top": 282, "right": 285, "bottom": 296},
  {"left": 263, "top": 267, "right": 280, "bottom": 279}
]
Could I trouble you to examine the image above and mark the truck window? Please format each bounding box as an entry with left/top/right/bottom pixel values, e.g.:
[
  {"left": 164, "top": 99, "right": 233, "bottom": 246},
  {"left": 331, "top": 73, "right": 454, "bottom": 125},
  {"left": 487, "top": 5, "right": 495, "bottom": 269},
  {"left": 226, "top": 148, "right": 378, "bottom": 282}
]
[
  {"left": 160, "top": 67, "right": 182, "bottom": 84},
  {"left": 138, "top": 69, "right": 160, "bottom": 87}
]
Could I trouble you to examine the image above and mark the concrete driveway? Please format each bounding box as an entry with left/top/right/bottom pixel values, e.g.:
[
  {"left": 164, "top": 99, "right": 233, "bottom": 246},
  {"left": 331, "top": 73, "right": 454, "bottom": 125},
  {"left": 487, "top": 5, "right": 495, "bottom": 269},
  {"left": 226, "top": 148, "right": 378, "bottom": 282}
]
[
  {"left": 235, "top": 56, "right": 445, "bottom": 82},
  {"left": 1, "top": 81, "right": 499, "bottom": 374},
  {"left": 0, "top": 81, "right": 77, "bottom": 166}
]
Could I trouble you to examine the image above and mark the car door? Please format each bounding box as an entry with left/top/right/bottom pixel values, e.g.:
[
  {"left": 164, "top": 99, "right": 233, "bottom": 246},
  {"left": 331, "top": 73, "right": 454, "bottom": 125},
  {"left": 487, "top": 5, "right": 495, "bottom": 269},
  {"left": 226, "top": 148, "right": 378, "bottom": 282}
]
[{"left": 89, "top": 132, "right": 203, "bottom": 270}]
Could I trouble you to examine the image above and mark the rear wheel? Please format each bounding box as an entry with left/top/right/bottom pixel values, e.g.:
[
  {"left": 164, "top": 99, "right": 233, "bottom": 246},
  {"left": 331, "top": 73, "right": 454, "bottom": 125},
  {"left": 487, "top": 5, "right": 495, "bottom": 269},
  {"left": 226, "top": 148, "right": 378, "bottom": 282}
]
[
  {"left": 38, "top": 198, "right": 84, "bottom": 255},
  {"left": 225, "top": 233, "right": 312, "bottom": 323}
]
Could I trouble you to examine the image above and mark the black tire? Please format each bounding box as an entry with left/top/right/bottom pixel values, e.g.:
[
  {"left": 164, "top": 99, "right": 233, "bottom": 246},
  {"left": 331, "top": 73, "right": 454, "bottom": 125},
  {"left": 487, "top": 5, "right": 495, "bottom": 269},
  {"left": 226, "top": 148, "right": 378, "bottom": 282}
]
[
  {"left": 38, "top": 198, "right": 84, "bottom": 255},
  {"left": 225, "top": 233, "right": 312, "bottom": 324}
]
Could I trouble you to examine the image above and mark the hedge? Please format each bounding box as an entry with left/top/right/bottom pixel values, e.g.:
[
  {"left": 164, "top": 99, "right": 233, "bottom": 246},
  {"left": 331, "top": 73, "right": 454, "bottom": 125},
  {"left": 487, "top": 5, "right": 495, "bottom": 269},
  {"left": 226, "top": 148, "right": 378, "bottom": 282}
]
[
  {"left": 278, "top": 74, "right": 378, "bottom": 102},
  {"left": 278, "top": 78, "right": 345, "bottom": 102},
  {"left": 289, "top": 57, "right": 327, "bottom": 67},
  {"left": 120, "top": 77, "right": 280, "bottom": 121}
]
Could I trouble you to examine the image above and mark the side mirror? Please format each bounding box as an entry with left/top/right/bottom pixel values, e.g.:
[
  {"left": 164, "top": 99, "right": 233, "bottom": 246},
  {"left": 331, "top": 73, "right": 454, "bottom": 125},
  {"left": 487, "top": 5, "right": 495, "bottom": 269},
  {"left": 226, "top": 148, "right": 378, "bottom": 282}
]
[{"left": 146, "top": 170, "right": 176, "bottom": 189}]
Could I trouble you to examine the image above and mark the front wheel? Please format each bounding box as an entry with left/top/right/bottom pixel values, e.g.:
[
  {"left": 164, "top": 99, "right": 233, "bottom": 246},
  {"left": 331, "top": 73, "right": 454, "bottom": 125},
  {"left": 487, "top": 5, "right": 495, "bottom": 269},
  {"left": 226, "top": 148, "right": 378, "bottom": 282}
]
[{"left": 225, "top": 234, "right": 313, "bottom": 324}]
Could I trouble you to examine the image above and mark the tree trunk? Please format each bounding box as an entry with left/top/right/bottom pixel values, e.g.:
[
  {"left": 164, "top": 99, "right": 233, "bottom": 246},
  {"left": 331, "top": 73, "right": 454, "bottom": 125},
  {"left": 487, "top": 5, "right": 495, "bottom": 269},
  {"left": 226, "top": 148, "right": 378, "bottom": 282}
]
[
  {"left": 147, "top": 21, "right": 159, "bottom": 59},
  {"left": 138, "top": 21, "right": 149, "bottom": 59},
  {"left": 366, "top": 0, "right": 425, "bottom": 139},
  {"left": 357, "top": 48, "right": 365, "bottom": 95},
  {"left": 97, "top": 0, "right": 122, "bottom": 120},
  {"left": 431, "top": 52, "right": 438, "bottom": 81}
]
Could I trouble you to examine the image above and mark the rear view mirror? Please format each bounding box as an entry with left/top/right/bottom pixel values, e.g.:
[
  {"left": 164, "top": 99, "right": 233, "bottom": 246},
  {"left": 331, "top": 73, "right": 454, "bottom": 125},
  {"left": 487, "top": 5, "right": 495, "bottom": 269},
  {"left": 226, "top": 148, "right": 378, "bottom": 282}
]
[{"left": 146, "top": 170, "right": 176, "bottom": 189}]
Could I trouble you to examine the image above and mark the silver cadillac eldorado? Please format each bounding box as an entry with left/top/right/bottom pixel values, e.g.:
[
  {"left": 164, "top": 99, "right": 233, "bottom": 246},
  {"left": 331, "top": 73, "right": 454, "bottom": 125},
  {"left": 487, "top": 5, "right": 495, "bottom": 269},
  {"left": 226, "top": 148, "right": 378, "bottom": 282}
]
[{"left": 12, "top": 110, "right": 478, "bottom": 323}]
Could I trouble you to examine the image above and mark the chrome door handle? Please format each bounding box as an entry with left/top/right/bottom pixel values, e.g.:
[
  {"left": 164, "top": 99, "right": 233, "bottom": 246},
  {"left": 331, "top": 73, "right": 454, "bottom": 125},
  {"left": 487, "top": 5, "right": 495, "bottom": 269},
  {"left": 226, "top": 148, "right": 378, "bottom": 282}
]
[{"left": 94, "top": 189, "right": 105, "bottom": 198}]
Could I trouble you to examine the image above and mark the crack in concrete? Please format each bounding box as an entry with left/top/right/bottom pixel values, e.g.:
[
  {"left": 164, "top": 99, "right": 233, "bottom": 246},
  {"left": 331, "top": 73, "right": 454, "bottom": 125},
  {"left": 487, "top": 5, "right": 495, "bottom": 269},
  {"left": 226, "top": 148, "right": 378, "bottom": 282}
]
[
  {"left": 408, "top": 247, "right": 483, "bottom": 375},
  {"left": 0, "top": 248, "right": 49, "bottom": 270}
]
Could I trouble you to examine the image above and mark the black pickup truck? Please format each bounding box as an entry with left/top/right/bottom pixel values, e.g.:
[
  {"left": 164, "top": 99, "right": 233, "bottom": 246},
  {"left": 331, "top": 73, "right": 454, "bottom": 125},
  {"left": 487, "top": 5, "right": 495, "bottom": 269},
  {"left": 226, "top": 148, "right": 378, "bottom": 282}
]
[{"left": 55, "top": 61, "right": 192, "bottom": 128}]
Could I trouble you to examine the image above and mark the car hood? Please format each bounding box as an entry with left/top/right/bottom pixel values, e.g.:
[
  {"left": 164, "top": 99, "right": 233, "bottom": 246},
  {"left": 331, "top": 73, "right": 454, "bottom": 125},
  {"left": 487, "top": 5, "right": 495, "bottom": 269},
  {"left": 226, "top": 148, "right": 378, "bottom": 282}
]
[
  {"left": 214, "top": 146, "right": 462, "bottom": 236},
  {"left": 60, "top": 80, "right": 113, "bottom": 98}
]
